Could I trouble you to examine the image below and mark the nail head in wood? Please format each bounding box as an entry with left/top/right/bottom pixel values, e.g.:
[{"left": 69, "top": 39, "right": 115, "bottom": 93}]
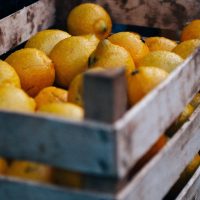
[{"left": 83, "top": 67, "right": 127, "bottom": 123}]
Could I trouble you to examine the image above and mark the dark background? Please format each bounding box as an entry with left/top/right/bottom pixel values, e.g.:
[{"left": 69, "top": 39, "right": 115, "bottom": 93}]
[{"left": 0, "top": 0, "right": 38, "bottom": 19}]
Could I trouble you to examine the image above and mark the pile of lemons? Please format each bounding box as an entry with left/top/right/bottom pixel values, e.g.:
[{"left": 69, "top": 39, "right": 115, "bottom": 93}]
[
  {"left": 0, "top": 3, "right": 200, "bottom": 185},
  {"left": 1, "top": 3, "right": 200, "bottom": 119}
]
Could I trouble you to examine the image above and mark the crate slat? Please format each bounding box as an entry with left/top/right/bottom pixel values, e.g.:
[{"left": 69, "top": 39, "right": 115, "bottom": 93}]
[
  {"left": 115, "top": 49, "right": 200, "bottom": 177},
  {"left": 0, "top": 0, "right": 55, "bottom": 55},
  {"left": 116, "top": 105, "right": 200, "bottom": 200},
  {"left": 0, "top": 0, "right": 200, "bottom": 179},
  {"left": 0, "top": 111, "right": 117, "bottom": 176},
  {"left": 1, "top": 104, "right": 200, "bottom": 200},
  {"left": 176, "top": 166, "right": 200, "bottom": 200},
  {"left": 0, "top": 176, "right": 113, "bottom": 200},
  {"left": 79, "top": 0, "right": 200, "bottom": 30}
]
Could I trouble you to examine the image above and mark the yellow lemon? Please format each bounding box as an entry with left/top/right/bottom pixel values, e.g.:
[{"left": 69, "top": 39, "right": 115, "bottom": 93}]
[
  {"left": 138, "top": 51, "right": 183, "bottom": 73},
  {"left": 25, "top": 29, "right": 71, "bottom": 55},
  {"left": 38, "top": 103, "right": 84, "bottom": 121},
  {"left": 68, "top": 67, "right": 104, "bottom": 107},
  {"left": 67, "top": 3, "right": 112, "bottom": 39},
  {"left": 128, "top": 67, "right": 168, "bottom": 105},
  {"left": 191, "top": 93, "right": 200, "bottom": 108},
  {"left": 167, "top": 104, "right": 194, "bottom": 137},
  {"left": 0, "top": 157, "right": 8, "bottom": 174},
  {"left": 176, "top": 104, "right": 194, "bottom": 126},
  {"left": 35, "top": 86, "right": 68, "bottom": 110},
  {"left": 0, "top": 60, "right": 21, "bottom": 88},
  {"left": 172, "top": 39, "right": 200, "bottom": 59},
  {"left": 0, "top": 84, "right": 35, "bottom": 112},
  {"left": 180, "top": 154, "right": 200, "bottom": 183},
  {"left": 7, "top": 161, "right": 53, "bottom": 183},
  {"left": 6, "top": 48, "right": 55, "bottom": 97},
  {"left": 50, "top": 34, "right": 99, "bottom": 88},
  {"left": 53, "top": 169, "right": 83, "bottom": 188},
  {"left": 108, "top": 32, "right": 149, "bottom": 66},
  {"left": 181, "top": 20, "right": 200, "bottom": 41},
  {"left": 145, "top": 37, "right": 177, "bottom": 52},
  {"left": 88, "top": 39, "right": 135, "bottom": 77}
]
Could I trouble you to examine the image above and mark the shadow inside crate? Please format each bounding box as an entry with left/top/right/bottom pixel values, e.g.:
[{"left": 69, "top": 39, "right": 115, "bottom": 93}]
[{"left": 0, "top": 0, "right": 38, "bottom": 19}]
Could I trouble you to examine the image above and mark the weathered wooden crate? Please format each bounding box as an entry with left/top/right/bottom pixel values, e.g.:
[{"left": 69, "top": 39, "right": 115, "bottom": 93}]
[{"left": 0, "top": 0, "right": 200, "bottom": 199}]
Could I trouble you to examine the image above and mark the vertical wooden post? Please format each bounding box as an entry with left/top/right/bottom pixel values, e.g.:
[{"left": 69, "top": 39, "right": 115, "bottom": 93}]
[{"left": 83, "top": 67, "right": 127, "bottom": 123}]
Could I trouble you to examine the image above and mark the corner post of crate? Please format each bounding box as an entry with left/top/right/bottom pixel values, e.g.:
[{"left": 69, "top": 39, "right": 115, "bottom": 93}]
[{"left": 83, "top": 67, "right": 127, "bottom": 123}]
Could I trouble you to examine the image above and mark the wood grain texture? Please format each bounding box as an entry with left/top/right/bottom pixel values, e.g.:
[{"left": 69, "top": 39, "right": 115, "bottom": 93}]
[
  {"left": 0, "top": 176, "right": 113, "bottom": 200},
  {"left": 115, "top": 48, "right": 200, "bottom": 177},
  {"left": 176, "top": 166, "right": 200, "bottom": 200},
  {"left": 84, "top": 68, "right": 127, "bottom": 123},
  {"left": 85, "top": 0, "right": 200, "bottom": 30},
  {"left": 0, "top": 0, "right": 55, "bottom": 55},
  {"left": 0, "top": 110, "right": 117, "bottom": 176},
  {"left": 55, "top": 0, "right": 200, "bottom": 30},
  {"left": 116, "top": 105, "right": 200, "bottom": 200}
]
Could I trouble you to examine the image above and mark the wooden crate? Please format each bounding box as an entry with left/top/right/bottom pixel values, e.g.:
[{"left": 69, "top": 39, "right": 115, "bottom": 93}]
[{"left": 0, "top": 0, "right": 200, "bottom": 199}]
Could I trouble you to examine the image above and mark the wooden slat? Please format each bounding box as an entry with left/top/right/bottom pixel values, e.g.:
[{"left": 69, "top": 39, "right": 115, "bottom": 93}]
[
  {"left": 176, "top": 166, "right": 200, "bottom": 200},
  {"left": 115, "top": 48, "right": 200, "bottom": 177},
  {"left": 116, "top": 105, "right": 200, "bottom": 200},
  {"left": 0, "top": 110, "right": 117, "bottom": 176},
  {"left": 0, "top": 0, "right": 55, "bottom": 55},
  {"left": 82, "top": 0, "right": 200, "bottom": 30},
  {"left": 0, "top": 176, "right": 113, "bottom": 200},
  {"left": 56, "top": 0, "right": 200, "bottom": 30},
  {"left": 84, "top": 68, "right": 127, "bottom": 123}
]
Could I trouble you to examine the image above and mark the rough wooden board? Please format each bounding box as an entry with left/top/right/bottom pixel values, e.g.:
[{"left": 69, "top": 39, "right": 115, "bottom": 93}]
[
  {"left": 116, "top": 105, "right": 200, "bottom": 200},
  {"left": 0, "top": 0, "right": 55, "bottom": 55},
  {"left": 176, "top": 166, "right": 200, "bottom": 200},
  {"left": 0, "top": 110, "right": 117, "bottom": 176},
  {"left": 84, "top": 68, "right": 127, "bottom": 123},
  {"left": 115, "top": 48, "right": 200, "bottom": 177},
  {"left": 78, "top": 0, "right": 200, "bottom": 30},
  {"left": 0, "top": 176, "right": 113, "bottom": 200}
]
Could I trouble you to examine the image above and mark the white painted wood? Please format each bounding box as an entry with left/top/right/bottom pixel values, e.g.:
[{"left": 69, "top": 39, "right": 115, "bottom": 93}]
[
  {"left": 117, "top": 105, "right": 200, "bottom": 200},
  {"left": 0, "top": 0, "right": 55, "bottom": 55},
  {"left": 0, "top": 110, "right": 117, "bottom": 176},
  {"left": 0, "top": 176, "right": 113, "bottom": 200},
  {"left": 176, "top": 166, "right": 200, "bottom": 200},
  {"left": 0, "top": 0, "right": 199, "bottom": 179},
  {"left": 115, "top": 48, "right": 200, "bottom": 177}
]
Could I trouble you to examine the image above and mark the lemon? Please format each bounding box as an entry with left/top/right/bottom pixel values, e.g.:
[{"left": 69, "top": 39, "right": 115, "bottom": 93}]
[
  {"left": 108, "top": 32, "right": 149, "bottom": 66},
  {"left": 50, "top": 34, "right": 99, "bottom": 88},
  {"left": 180, "top": 154, "right": 200, "bottom": 182},
  {"left": 145, "top": 37, "right": 177, "bottom": 52},
  {"left": 138, "top": 51, "right": 183, "bottom": 73},
  {"left": 191, "top": 93, "right": 200, "bottom": 108},
  {"left": 88, "top": 39, "right": 135, "bottom": 77},
  {"left": 0, "top": 84, "right": 35, "bottom": 112},
  {"left": 68, "top": 74, "right": 83, "bottom": 107},
  {"left": 25, "top": 29, "right": 71, "bottom": 55},
  {"left": 181, "top": 20, "right": 200, "bottom": 41},
  {"left": 67, "top": 3, "right": 112, "bottom": 39},
  {"left": 0, "top": 157, "right": 8, "bottom": 174},
  {"left": 38, "top": 103, "right": 84, "bottom": 121},
  {"left": 68, "top": 67, "right": 104, "bottom": 107},
  {"left": 6, "top": 48, "right": 55, "bottom": 97},
  {"left": 128, "top": 67, "right": 168, "bottom": 105},
  {"left": 35, "top": 86, "right": 68, "bottom": 109},
  {"left": 167, "top": 104, "right": 194, "bottom": 136},
  {"left": 7, "top": 161, "right": 53, "bottom": 183},
  {"left": 0, "top": 60, "right": 21, "bottom": 88},
  {"left": 176, "top": 104, "right": 194, "bottom": 126},
  {"left": 53, "top": 169, "right": 83, "bottom": 188},
  {"left": 172, "top": 39, "right": 200, "bottom": 59}
]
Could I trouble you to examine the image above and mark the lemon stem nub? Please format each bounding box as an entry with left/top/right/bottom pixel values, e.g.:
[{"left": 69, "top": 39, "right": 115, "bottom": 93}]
[
  {"left": 131, "top": 69, "right": 139, "bottom": 76},
  {"left": 88, "top": 56, "right": 97, "bottom": 67}
]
